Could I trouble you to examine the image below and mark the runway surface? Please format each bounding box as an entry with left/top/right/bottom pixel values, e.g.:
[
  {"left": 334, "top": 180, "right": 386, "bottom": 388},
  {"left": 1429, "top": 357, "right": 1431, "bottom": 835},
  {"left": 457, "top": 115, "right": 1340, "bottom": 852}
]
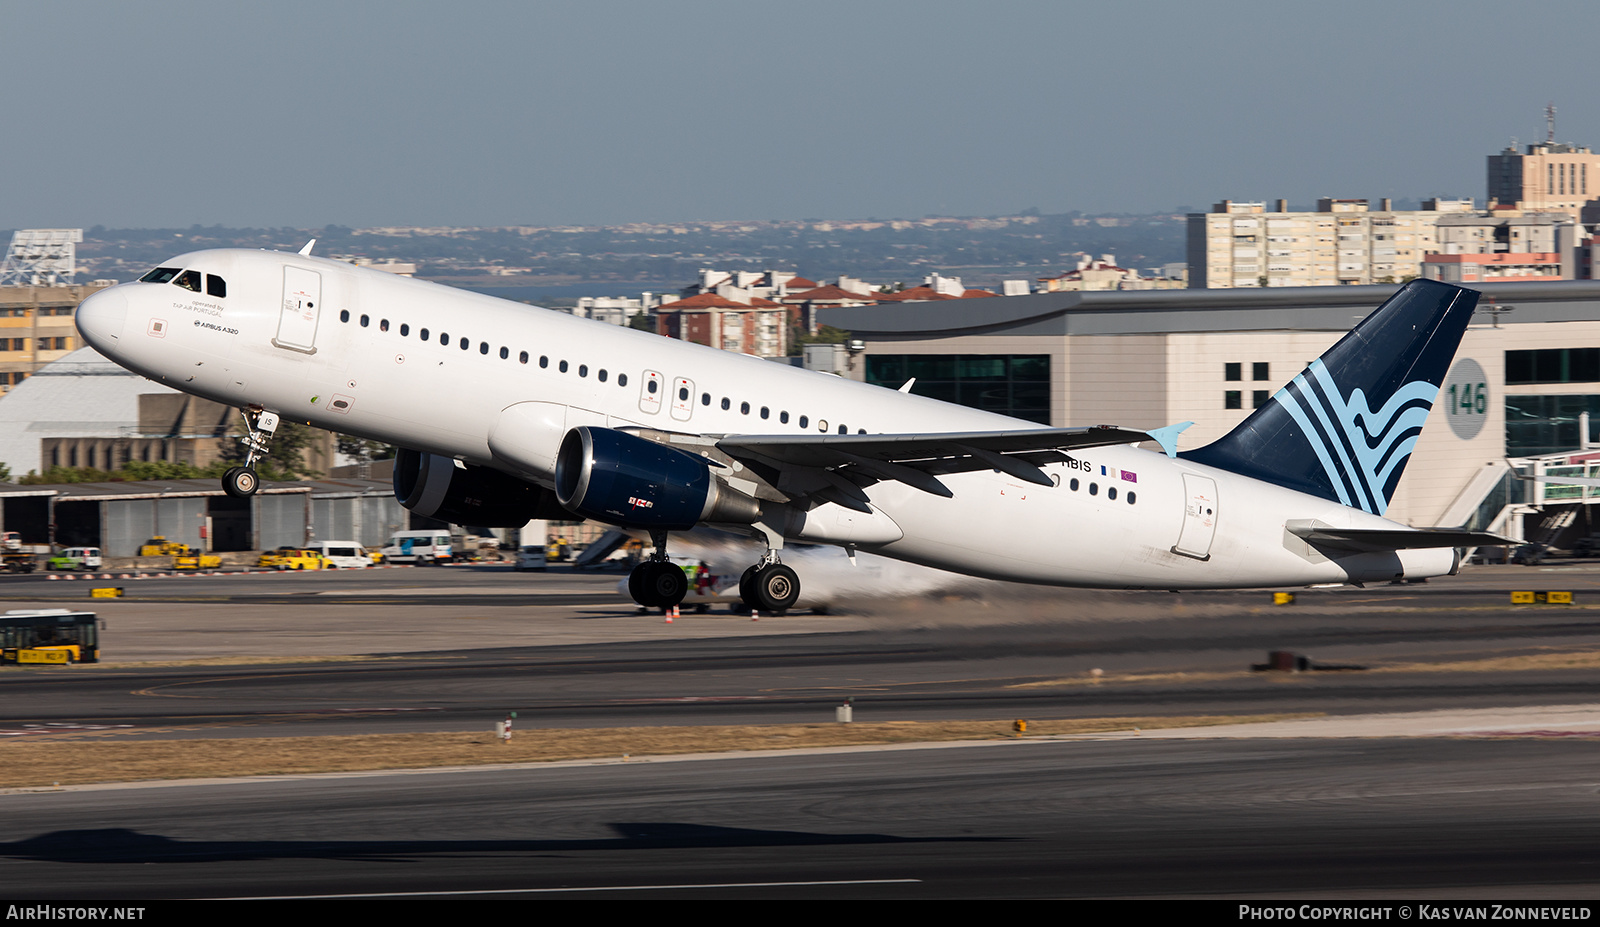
[
  {"left": 4, "top": 562, "right": 1600, "bottom": 898},
  {"left": 5, "top": 737, "right": 1600, "bottom": 899}
]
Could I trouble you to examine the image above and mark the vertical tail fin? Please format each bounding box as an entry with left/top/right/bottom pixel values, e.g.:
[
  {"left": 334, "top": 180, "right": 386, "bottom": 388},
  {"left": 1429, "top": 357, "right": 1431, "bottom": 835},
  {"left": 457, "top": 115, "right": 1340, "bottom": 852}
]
[{"left": 1182, "top": 279, "right": 1479, "bottom": 515}]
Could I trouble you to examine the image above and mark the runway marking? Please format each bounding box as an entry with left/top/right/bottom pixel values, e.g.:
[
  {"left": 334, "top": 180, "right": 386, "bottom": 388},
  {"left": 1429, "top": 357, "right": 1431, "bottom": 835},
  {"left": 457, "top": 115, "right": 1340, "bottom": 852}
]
[
  {"left": 220, "top": 878, "right": 922, "bottom": 899},
  {"left": 0, "top": 722, "right": 134, "bottom": 737}
]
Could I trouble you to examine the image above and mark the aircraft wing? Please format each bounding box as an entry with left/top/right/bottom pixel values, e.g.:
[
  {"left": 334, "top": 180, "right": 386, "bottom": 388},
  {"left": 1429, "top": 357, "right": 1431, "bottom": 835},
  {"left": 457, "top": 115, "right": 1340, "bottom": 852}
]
[
  {"left": 707, "top": 425, "right": 1151, "bottom": 508},
  {"left": 1286, "top": 520, "right": 1509, "bottom": 553}
]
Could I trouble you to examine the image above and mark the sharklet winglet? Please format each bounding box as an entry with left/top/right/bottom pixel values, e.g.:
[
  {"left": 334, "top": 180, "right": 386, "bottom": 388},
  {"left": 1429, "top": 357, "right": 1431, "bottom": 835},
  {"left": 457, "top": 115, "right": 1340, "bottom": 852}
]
[
  {"left": 1146, "top": 421, "right": 1193, "bottom": 459},
  {"left": 298, "top": 239, "right": 316, "bottom": 256}
]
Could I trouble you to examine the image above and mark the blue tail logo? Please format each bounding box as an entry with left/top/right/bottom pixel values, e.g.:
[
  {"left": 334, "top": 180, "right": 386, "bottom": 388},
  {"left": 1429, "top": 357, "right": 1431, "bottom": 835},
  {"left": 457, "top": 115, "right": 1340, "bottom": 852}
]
[
  {"left": 1184, "top": 279, "right": 1479, "bottom": 514},
  {"left": 1273, "top": 359, "right": 1437, "bottom": 515}
]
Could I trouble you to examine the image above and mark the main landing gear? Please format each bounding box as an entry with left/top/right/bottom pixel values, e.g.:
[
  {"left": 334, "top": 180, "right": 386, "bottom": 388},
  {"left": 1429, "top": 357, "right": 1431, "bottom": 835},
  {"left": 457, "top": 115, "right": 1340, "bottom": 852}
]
[
  {"left": 624, "top": 532, "right": 804, "bottom": 615},
  {"left": 628, "top": 530, "right": 688, "bottom": 610},
  {"left": 739, "top": 555, "right": 800, "bottom": 614},
  {"left": 222, "top": 408, "right": 280, "bottom": 499}
]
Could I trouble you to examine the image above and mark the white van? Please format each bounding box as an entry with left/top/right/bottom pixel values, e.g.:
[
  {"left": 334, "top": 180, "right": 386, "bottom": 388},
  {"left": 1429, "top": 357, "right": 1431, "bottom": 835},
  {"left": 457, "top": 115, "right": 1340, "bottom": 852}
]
[
  {"left": 381, "top": 530, "right": 453, "bottom": 564},
  {"left": 315, "top": 541, "right": 371, "bottom": 569}
]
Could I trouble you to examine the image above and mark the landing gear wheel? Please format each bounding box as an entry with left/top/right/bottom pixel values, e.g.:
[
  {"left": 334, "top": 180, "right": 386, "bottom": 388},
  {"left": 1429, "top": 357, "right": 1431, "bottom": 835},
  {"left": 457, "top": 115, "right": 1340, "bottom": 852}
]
[
  {"left": 742, "top": 563, "right": 800, "bottom": 613},
  {"left": 629, "top": 561, "right": 687, "bottom": 609},
  {"left": 739, "top": 565, "right": 760, "bottom": 605},
  {"left": 646, "top": 561, "right": 688, "bottom": 608},
  {"left": 222, "top": 466, "right": 259, "bottom": 498}
]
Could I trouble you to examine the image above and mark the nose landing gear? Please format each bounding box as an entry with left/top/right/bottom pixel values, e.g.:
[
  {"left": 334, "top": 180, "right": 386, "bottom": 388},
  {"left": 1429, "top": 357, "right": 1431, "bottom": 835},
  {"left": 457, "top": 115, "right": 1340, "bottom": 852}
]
[{"left": 222, "top": 408, "right": 279, "bottom": 499}]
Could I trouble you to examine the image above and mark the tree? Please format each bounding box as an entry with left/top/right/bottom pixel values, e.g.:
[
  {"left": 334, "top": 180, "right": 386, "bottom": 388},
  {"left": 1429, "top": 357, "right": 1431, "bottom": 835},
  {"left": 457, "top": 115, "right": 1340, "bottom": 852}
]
[
  {"left": 219, "top": 418, "right": 323, "bottom": 480},
  {"left": 337, "top": 435, "right": 395, "bottom": 463}
]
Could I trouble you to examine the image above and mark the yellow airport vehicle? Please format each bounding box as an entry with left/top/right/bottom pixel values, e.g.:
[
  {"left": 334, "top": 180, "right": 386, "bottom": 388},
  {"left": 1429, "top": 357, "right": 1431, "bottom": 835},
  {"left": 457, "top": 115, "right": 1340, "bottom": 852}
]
[
  {"left": 0, "top": 610, "right": 98, "bottom": 664},
  {"left": 258, "top": 549, "right": 331, "bottom": 571},
  {"left": 138, "top": 536, "right": 189, "bottom": 557},
  {"left": 171, "top": 547, "right": 222, "bottom": 571}
]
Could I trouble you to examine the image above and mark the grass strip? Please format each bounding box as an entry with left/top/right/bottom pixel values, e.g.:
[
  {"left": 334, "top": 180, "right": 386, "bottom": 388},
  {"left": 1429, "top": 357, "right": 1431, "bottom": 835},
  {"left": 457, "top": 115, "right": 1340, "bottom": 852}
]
[{"left": 0, "top": 714, "right": 1311, "bottom": 788}]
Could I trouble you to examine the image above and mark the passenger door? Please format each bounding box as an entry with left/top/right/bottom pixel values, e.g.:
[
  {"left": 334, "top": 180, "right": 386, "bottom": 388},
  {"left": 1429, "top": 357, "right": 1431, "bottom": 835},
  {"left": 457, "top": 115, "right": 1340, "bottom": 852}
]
[
  {"left": 1172, "top": 473, "right": 1218, "bottom": 561},
  {"left": 273, "top": 266, "right": 321, "bottom": 354}
]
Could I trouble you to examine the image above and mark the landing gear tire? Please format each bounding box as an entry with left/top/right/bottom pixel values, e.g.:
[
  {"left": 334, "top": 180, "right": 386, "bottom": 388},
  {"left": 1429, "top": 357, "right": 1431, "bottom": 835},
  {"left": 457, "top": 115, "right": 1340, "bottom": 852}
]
[
  {"left": 629, "top": 561, "right": 687, "bottom": 609},
  {"left": 741, "top": 563, "right": 800, "bottom": 613},
  {"left": 222, "top": 466, "right": 259, "bottom": 498}
]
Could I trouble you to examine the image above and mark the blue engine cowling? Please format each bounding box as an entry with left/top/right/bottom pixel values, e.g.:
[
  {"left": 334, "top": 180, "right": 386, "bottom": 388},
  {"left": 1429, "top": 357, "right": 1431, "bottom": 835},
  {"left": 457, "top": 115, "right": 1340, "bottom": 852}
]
[
  {"left": 394, "top": 447, "right": 568, "bottom": 527},
  {"left": 555, "top": 426, "right": 759, "bottom": 530}
]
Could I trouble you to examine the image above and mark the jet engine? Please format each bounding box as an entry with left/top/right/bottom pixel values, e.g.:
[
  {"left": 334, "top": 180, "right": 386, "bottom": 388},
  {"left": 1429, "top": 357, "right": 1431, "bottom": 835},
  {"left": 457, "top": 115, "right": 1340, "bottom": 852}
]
[
  {"left": 393, "top": 447, "right": 567, "bottom": 527},
  {"left": 554, "top": 426, "right": 760, "bottom": 530}
]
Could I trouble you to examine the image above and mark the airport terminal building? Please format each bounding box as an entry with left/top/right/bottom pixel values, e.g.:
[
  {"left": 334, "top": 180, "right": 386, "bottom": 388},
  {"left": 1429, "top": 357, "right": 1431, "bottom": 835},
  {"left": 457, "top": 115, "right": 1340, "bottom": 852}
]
[{"left": 820, "top": 280, "right": 1600, "bottom": 542}]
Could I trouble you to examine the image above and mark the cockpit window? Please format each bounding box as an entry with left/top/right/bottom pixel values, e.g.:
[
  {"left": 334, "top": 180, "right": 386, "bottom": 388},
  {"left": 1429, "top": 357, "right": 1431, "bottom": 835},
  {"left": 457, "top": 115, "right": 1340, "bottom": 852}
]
[
  {"left": 205, "top": 274, "right": 226, "bottom": 298},
  {"left": 175, "top": 270, "right": 202, "bottom": 292},
  {"left": 140, "top": 267, "right": 182, "bottom": 284}
]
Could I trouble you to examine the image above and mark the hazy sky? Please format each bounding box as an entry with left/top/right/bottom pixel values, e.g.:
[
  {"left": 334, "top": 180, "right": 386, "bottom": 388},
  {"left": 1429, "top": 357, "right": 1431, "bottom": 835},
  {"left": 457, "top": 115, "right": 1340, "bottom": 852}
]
[{"left": 3, "top": 0, "right": 1595, "bottom": 228}]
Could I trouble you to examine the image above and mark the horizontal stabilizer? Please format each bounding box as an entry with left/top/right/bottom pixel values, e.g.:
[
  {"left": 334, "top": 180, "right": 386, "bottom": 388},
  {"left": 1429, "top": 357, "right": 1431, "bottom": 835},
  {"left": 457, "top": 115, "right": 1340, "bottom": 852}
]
[{"left": 1286, "top": 520, "right": 1508, "bottom": 553}]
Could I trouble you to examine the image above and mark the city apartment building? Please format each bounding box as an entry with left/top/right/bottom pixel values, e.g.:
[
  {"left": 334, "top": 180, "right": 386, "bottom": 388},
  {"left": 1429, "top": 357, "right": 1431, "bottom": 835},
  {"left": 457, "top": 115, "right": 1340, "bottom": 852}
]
[
  {"left": 1187, "top": 197, "right": 1474, "bottom": 289},
  {"left": 0, "top": 284, "right": 110, "bottom": 389},
  {"left": 1487, "top": 142, "right": 1600, "bottom": 222}
]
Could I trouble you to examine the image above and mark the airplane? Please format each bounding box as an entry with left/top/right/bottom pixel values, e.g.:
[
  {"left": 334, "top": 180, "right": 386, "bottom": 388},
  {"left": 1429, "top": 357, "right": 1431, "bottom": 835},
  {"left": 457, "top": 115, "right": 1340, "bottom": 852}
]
[{"left": 73, "top": 249, "right": 1504, "bottom": 610}]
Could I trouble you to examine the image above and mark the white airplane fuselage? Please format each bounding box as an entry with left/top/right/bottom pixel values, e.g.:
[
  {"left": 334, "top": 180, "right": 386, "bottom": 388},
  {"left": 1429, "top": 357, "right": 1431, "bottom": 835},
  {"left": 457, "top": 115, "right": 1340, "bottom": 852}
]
[{"left": 74, "top": 249, "right": 1454, "bottom": 589}]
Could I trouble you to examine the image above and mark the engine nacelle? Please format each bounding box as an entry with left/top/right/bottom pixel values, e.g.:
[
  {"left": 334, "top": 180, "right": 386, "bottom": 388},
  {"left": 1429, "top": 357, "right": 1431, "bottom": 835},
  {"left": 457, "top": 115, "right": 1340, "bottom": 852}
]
[
  {"left": 555, "top": 426, "right": 760, "bottom": 530},
  {"left": 393, "top": 447, "right": 568, "bottom": 527}
]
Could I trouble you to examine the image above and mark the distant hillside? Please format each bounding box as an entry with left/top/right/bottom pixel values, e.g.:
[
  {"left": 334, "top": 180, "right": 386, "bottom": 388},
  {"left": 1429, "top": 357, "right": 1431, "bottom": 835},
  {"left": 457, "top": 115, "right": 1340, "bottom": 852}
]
[{"left": 60, "top": 212, "right": 1187, "bottom": 290}]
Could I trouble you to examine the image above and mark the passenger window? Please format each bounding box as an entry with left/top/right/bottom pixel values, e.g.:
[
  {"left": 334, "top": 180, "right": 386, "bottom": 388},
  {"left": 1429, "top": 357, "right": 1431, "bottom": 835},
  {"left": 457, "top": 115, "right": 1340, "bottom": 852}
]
[
  {"left": 760, "top": 406, "right": 769, "bottom": 419},
  {"left": 1127, "top": 491, "right": 1137, "bottom": 505},
  {"left": 519, "top": 351, "right": 528, "bottom": 364},
  {"left": 798, "top": 416, "right": 808, "bottom": 428},
  {"left": 380, "top": 319, "right": 390, "bottom": 332},
  {"left": 139, "top": 267, "right": 182, "bottom": 284},
  {"left": 1089, "top": 482, "right": 1099, "bottom": 495},
  {"left": 618, "top": 372, "right": 627, "bottom": 386},
  {"left": 561, "top": 360, "right": 570, "bottom": 373},
  {"left": 340, "top": 310, "right": 350, "bottom": 323},
  {"left": 440, "top": 332, "right": 449, "bottom": 344},
  {"left": 1070, "top": 478, "right": 1079, "bottom": 491},
  {"left": 579, "top": 365, "right": 588, "bottom": 377},
  {"left": 460, "top": 337, "right": 469, "bottom": 350},
  {"left": 780, "top": 411, "right": 789, "bottom": 423},
  {"left": 598, "top": 369, "right": 607, "bottom": 382},
  {"left": 360, "top": 314, "right": 370, "bottom": 327},
  {"left": 741, "top": 402, "right": 750, "bottom": 415},
  {"left": 701, "top": 393, "right": 710, "bottom": 406},
  {"left": 721, "top": 398, "right": 730, "bottom": 410},
  {"left": 401, "top": 324, "right": 410, "bottom": 336},
  {"left": 480, "top": 341, "right": 489, "bottom": 354},
  {"left": 175, "top": 270, "right": 202, "bottom": 292},
  {"left": 838, "top": 425, "right": 847, "bottom": 434},
  {"left": 646, "top": 377, "right": 655, "bottom": 392},
  {"left": 540, "top": 356, "right": 549, "bottom": 368},
  {"left": 1108, "top": 487, "right": 1118, "bottom": 500},
  {"left": 205, "top": 274, "right": 227, "bottom": 298},
  {"left": 818, "top": 420, "right": 828, "bottom": 432},
  {"left": 499, "top": 346, "right": 509, "bottom": 359},
  {"left": 421, "top": 328, "right": 430, "bottom": 340}
]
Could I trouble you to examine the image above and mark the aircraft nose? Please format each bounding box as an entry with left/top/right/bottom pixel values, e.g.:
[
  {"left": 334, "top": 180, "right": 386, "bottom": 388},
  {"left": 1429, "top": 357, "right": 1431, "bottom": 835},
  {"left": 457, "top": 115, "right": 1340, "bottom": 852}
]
[{"left": 75, "top": 287, "right": 129, "bottom": 353}]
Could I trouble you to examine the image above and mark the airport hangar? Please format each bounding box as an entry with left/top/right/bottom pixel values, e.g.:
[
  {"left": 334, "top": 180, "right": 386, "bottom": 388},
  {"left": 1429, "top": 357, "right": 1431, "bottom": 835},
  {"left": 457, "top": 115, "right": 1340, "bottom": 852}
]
[{"left": 820, "top": 280, "right": 1600, "bottom": 545}]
